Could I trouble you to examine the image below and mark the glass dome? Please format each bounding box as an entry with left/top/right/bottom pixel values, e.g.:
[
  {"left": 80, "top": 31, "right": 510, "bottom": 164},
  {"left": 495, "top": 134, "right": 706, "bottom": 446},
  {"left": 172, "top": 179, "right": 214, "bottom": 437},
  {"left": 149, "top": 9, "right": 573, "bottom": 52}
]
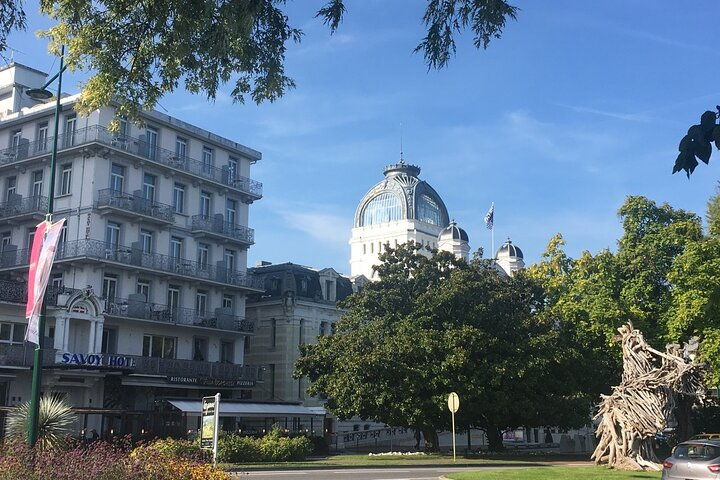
[
  {"left": 361, "top": 192, "right": 403, "bottom": 226},
  {"left": 417, "top": 194, "right": 442, "bottom": 226}
]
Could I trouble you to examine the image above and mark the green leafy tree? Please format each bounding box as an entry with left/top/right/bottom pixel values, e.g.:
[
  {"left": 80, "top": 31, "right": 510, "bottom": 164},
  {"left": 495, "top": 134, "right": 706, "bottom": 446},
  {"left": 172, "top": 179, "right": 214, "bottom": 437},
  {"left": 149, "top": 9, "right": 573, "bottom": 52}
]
[
  {"left": 296, "top": 243, "right": 592, "bottom": 451},
  {"left": 1, "top": 0, "right": 517, "bottom": 123}
]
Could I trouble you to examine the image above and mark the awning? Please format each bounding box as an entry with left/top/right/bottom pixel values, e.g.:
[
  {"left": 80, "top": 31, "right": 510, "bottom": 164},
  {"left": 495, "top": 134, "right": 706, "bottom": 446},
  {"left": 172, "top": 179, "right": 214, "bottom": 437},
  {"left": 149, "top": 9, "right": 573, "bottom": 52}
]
[{"left": 166, "top": 400, "right": 324, "bottom": 417}]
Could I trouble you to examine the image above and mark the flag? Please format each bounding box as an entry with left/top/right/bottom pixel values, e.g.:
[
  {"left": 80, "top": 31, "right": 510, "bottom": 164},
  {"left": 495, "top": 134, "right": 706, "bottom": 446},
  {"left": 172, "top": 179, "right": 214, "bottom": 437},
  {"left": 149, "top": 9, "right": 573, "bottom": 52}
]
[
  {"left": 484, "top": 204, "right": 494, "bottom": 230},
  {"left": 25, "top": 218, "right": 65, "bottom": 344}
]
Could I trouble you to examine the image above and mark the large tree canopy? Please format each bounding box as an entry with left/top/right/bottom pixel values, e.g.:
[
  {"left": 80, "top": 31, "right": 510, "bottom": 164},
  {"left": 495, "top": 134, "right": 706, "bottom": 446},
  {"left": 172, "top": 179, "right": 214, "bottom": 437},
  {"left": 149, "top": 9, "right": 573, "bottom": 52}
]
[
  {"left": 295, "top": 243, "right": 592, "bottom": 451},
  {"left": 1, "top": 0, "right": 518, "bottom": 122}
]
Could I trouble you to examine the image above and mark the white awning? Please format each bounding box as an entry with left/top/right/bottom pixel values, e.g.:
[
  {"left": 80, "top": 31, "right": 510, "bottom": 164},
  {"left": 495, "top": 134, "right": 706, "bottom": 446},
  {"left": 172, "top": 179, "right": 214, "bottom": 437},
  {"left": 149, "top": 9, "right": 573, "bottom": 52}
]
[{"left": 167, "top": 400, "right": 324, "bottom": 417}]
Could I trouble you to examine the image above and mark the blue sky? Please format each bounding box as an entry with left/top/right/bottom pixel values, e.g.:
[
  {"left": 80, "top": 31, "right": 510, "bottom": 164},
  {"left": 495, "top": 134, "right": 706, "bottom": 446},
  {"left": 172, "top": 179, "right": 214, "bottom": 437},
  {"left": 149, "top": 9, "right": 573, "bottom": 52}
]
[{"left": 5, "top": 0, "right": 720, "bottom": 274}]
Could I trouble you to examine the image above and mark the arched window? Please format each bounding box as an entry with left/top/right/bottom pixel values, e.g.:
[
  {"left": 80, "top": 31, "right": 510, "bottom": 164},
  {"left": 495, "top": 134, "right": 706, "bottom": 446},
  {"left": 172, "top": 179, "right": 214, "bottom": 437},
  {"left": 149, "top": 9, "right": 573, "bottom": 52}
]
[
  {"left": 417, "top": 194, "right": 441, "bottom": 226},
  {"left": 361, "top": 193, "right": 402, "bottom": 226}
]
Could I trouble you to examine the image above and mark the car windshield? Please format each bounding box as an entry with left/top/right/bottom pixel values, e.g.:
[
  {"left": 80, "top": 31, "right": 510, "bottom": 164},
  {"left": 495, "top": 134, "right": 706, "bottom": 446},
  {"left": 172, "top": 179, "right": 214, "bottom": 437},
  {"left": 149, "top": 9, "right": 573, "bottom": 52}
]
[{"left": 674, "top": 443, "right": 720, "bottom": 460}]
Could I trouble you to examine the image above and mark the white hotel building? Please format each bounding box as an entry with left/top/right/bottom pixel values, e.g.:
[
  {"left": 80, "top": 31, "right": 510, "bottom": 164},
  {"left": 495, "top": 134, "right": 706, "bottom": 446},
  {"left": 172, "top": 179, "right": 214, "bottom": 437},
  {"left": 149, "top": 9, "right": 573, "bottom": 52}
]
[{"left": 0, "top": 62, "right": 294, "bottom": 437}]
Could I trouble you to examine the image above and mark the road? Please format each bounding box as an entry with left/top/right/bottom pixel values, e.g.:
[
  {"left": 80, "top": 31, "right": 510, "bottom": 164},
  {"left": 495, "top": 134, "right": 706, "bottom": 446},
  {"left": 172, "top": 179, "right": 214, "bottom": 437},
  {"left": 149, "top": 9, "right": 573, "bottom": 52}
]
[{"left": 230, "top": 463, "right": 589, "bottom": 480}]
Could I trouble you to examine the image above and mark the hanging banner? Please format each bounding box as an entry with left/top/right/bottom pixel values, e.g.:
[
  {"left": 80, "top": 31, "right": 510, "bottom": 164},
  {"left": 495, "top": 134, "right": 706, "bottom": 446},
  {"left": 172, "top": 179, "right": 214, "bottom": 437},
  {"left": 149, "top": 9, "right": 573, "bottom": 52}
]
[{"left": 25, "top": 218, "right": 66, "bottom": 344}]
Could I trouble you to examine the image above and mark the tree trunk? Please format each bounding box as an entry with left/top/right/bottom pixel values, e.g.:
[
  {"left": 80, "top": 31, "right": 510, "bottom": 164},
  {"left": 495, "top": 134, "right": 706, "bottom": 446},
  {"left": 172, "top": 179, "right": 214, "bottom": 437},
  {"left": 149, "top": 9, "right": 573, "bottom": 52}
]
[
  {"left": 486, "top": 426, "right": 504, "bottom": 452},
  {"left": 675, "top": 395, "right": 695, "bottom": 442},
  {"left": 422, "top": 428, "right": 440, "bottom": 452}
]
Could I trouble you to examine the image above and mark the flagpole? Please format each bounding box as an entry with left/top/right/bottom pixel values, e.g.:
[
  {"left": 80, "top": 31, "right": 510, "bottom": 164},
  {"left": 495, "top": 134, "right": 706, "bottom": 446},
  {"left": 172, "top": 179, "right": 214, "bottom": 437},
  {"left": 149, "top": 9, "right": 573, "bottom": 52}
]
[{"left": 26, "top": 45, "right": 65, "bottom": 447}]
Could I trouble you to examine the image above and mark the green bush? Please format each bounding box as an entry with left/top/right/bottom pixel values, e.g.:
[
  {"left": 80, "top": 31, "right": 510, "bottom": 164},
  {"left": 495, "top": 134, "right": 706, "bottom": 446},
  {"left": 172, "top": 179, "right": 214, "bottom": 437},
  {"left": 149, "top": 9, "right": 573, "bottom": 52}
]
[
  {"left": 140, "top": 437, "right": 206, "bottom": 461},
  {"left": 218, "top": 434, "right": 262, "bottom": 463},
  {"left": 218, "top": 426, "right": 312, "bottom": 463}
]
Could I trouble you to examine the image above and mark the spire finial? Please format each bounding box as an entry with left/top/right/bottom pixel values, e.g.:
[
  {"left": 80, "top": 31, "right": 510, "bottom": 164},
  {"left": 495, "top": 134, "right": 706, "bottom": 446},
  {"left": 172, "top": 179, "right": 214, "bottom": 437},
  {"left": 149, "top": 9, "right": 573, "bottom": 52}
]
[{"left": 399, "top": 121, "right": 404, "bottom": 164}]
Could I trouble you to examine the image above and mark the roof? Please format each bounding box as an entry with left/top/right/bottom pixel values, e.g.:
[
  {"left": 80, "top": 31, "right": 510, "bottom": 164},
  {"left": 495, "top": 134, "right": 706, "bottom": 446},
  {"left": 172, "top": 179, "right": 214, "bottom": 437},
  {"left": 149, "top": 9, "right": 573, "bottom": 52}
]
[
  {"left": 496, "top": 238, "right": 524, "bottom": 259},
  {"left": 438, "top": 220, "right": 469, "bottom": 242},
  {"left": 247, "top": 262, "right": 353, "bottom": 303},
  {"left": 166, "top": 400, "right": 324, "bottom": 417}
]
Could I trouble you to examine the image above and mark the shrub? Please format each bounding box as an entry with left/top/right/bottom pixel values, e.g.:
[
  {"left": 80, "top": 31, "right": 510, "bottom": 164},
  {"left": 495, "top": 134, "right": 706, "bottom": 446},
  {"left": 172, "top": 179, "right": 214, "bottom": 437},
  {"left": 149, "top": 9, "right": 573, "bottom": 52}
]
[
  {"left": 218, "top": 434, "right": 262, "bottom": 463},
  {"left": 5, "top": 393, "right": 76, "bottom": 450},
  {"left": 258, "top": 426, "right": 312, "bottom": 462},
  {"left": 130, "top": 438, "right": 228, "bottom": 480}
]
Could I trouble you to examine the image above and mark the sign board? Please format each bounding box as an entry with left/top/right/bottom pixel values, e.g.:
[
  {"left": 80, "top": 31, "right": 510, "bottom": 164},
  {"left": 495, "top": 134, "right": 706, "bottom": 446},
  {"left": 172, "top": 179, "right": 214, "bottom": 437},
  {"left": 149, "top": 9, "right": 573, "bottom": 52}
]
[
  {"left": 447, "top": 392, "right": 460, "bottom": 413},
  {"left": 201, "top": 393, "right": 221, "bottom": 465}
]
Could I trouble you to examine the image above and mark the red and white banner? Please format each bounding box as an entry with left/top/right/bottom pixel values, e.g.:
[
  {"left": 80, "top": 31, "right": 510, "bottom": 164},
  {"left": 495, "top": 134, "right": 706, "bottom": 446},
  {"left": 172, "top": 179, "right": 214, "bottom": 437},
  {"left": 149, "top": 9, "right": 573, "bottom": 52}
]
[{"left": 25, "top": 218, "right": 65, "bottom": 345}]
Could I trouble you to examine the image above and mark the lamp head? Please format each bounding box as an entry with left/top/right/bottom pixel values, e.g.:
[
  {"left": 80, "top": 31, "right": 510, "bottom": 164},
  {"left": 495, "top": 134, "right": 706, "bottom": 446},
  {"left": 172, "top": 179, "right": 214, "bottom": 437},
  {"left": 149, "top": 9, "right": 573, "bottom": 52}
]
[{"left": 25, "top": 88, "right": 54, "bottom": 101}]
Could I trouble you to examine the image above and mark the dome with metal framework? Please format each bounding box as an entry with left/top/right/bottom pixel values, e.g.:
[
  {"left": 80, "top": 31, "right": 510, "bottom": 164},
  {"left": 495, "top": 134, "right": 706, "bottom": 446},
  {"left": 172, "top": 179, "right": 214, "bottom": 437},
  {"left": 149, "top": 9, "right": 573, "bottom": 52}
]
[
  {"left": 496, "top": 238, "right": 524, "bottom": 259},
  {"left": 438, "top": 220, "right": 469, "bottom": 242},
  {"left": 353, "top": 160, "right": 450, "bottom": 229}
]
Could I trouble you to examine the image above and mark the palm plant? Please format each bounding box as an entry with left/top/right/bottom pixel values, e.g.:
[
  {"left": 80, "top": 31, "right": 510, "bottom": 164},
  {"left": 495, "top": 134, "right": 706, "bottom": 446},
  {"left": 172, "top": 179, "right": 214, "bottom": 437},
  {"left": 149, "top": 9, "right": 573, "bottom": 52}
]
[{"left": 5, "top": 393, "right": 76, "bottom": 449}]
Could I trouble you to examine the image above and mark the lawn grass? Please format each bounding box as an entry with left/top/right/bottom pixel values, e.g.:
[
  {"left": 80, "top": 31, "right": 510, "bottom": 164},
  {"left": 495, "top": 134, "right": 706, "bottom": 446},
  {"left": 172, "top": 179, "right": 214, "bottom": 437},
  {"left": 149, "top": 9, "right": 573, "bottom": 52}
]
[
  {"left": 221, "top": 453, "right": 588, "bottom": 470},
  {"left": 445, "top": 466, "right": 662, "bottom": 480}
]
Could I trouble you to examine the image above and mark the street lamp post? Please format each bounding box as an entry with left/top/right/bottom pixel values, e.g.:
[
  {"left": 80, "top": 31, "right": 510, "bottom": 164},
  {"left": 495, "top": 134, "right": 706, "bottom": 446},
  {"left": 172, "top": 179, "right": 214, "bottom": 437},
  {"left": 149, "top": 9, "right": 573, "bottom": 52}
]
[{"left": 25, "top": 45, "right": 66, "bottom": 447}]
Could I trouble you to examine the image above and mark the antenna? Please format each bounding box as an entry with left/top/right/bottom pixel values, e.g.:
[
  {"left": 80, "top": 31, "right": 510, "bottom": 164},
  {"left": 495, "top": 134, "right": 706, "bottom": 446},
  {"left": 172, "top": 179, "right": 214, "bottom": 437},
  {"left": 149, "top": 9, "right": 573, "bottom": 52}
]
[{"left": 399, "top": 122, "right": 404, "bottom": 163}]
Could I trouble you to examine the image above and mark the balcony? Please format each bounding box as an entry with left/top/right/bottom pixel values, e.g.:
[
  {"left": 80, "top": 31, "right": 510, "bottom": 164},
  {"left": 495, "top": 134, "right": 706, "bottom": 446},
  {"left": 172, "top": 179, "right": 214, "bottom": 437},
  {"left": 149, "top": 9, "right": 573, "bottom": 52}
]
[
  {"left": 96, "top": 189, "right": 174, "bottom": 225},
  {"left": 0, "top": 195, "right": 48, "bottom": 224},
  {"left": 104, "top": 296, "right": 255, "bottom": 333},
  {"left": 0, "top": 125, "right": 263, "bottom": 201},
  {"left": 190, "top": 215, "right": 254, "bottom": 246},
  {"left": 0, "top": 279, "right": 79, "bottom": 306},
  {"left": 0, "top": 343, "right": 263, "bottom": 383},
  {"left": 0, "top": 239, "right": 264, "bottom": 291}
]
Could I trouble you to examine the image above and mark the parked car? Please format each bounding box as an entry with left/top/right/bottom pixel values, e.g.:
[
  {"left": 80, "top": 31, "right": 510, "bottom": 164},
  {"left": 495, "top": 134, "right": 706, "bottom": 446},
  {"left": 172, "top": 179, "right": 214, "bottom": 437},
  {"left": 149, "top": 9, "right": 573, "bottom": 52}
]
[
  {"left": 662, "top": 440, "right": 720, "bottom": 479},
  {"left": 692, "top": 433, "right": 720, "bottom": 441}
]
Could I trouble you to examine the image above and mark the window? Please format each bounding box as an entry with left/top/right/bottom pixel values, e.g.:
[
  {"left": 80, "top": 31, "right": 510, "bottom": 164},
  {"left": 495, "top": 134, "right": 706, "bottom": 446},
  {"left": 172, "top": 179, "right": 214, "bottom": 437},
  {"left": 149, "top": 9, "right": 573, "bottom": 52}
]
[
  {"left": 175, "top": 137, "right": 187, "bottom": 159},
  {"left": 172, "top": 183, "right": 185, "bottom": 213},
  {"left": 64, "top": 116, "right": 76, "bottom": 147},
  {"left": 102, "top": 328, "right": 118, "bottom": 354},
  {"left": 110, "top": 164, "right": 125, "bottom": 192},
  {"left": 224, "top": 249, "right": 235, "bottom": 272},
  {"left": 102, "top": 274, "right": 118, "bottom": 301},
  {"left": 299, "top": 319, "right": 304, "bottom": 346},
  {"left": 417, "top": 194, "right": 442, "bottom": 226},
  {"left": 118, "top": 119, "right": 128, "bottom": 138},
  {"left": 106, "top": 222, "right": 120, "bottom": 249},
  {"left": 142, "top": 334, "right": 175, "bottom": 359},
  {"left": 197, "top": 243, "right": 209, "bottom": 268},
  {"left": 142, "top": 173, "right": 156, "bottom": 201},
  {"left": 10, "top": 130, "right": 21, "bottom": 149},
  {"left": 140, "top": 229, "right": 153, "bottom": 254},
  {"left": 202, "top": 147, "right": 214, "bottom": 173},
  {"left": 200, "top": 191, "right": 211, "bottom": 217},
  {"left": 59, "top": 163, "right": 72, "bottom": 195},
  {"left": 145, "top": 126, "right": 158, "bottom": 160},
  {"left": 1, "top": 232, "right": 10, "bottom": 249},
  {"left": 361, "top": 193, "right": 403, "bottom": 226},
  {"left": 170, "top": 236, "right": 182, "bottom": 260},
  {"left": 0, "top": 323, "right": 26, "bottom": 344},
  {"left": 226, "top": 198, "right": 237, "bottom": 225},
  {"left": 51, "top": 272, "right": 63, "bottom": 289},
  {"left": 57, "top": 224, "right": 67, "bottom": 256},
  {"left": 271, "top": 319, "right": 277, "bottom": 348},
  {"left": 6, "top": 176, "right": 16, "bottom": 201},
  {"left": 228, "top": 157, "right": 238, "bottom": 182},
  {"left": 32, "top": 170, "right": 43, "bottom": 198},
  {"left": 195, "top": 290, "right": 208, "bottom": 317},
  {"left": 222, "top": 294, "right": 233, "bottom": 311},
  {"left": 320, "top": 322, "right": 327, "bottom": 337},
  {"left": 167, "top": 285, "right": 180, "bottom": 313},
  {"left": 193, "top": 337, "right": 208, "bottom": 361},
  {"left": 220, "top": 340, "right": 234, "bottom": 363},
  {"left": 37, "top": 122, "right": 48, "bottom": 152},
  {"left": 136, "top": 279, "right": 150, "bottom": 301}
]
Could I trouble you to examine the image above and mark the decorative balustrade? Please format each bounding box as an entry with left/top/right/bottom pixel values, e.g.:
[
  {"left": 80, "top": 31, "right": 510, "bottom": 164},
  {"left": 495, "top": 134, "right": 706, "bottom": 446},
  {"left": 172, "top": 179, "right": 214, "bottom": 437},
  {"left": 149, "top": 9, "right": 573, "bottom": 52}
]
[
  {"left": 0, "top": 239, "right": 264, "bottom": 291},
  {"left": 96, "top": 189, "right": 174, "bottom": 223},
  {"left": 190, "top": 215, "right": 254, "bottom": 244},
  {"left": 0, "top": 343, "right": 263, "bottom": 382},
  {"left": 104, "top": 296, "right": 255, "bottom": 333},
  {"left": 0, "top": 195, "right": 48, "bottom": 220},
  {"left": 0, "top": 125, "right": 262, "bottom": 198},
  {"left": 0, "top": 279, "right": 79, "bottom": 306}
]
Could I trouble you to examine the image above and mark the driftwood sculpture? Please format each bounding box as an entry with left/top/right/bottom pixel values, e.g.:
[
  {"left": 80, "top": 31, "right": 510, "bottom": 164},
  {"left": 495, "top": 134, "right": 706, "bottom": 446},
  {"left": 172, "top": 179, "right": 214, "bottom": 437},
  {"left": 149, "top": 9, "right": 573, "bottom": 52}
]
[{"left": 591, "top": 323, "right": 705, "bottom": 471}]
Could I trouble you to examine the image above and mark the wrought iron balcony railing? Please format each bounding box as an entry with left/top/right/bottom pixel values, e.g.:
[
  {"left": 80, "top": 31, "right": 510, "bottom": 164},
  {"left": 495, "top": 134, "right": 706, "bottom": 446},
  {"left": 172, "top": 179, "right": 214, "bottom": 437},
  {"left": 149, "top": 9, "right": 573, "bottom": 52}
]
[
  {"left": 0, "top": 279, "right": 79, "bottom": 306},
  {"left": 104, "top": 296, "right": 255, "bottom": 333},
  {"left": 0, "top": 195, "right": 48, "bottom": 221},
  {"left": 96, "top": 189, "right": 174, "bottom": 223},
  {"left": 0, "top": 239, "right": 264, "bottom": 291},
  {"left": 0, "top": 125, "right": 262, "bottom": 199},
  {"left": 190, "top": 215, "right": 254, "bottom": 245},
  {"left": 0, "top": 343, "right": 263, "bottom": 382}
]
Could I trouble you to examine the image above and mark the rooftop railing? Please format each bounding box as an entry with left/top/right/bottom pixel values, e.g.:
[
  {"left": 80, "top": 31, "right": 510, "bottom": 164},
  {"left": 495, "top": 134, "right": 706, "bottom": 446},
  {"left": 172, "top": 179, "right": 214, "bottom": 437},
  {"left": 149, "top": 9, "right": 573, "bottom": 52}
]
[
  {"left": 190, "top": 215, "right": 254, "bottom": 245},
  {"left": 104, "top": 296, "right": 255, "bottom": 333},
  {"left": 0, "top": 125, "right": 262, "bottom": 199}
]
